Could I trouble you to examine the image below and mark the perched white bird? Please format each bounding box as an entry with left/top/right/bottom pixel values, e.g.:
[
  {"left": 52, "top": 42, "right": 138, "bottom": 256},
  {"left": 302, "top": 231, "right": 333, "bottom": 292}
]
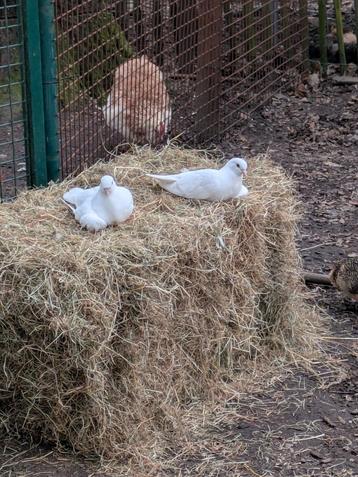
[
  {"left": 63, "top": 175, "right": 134, "bottom": 232},
  {"left": 146, "top": 158, "right": 248, "bottom": 201}
]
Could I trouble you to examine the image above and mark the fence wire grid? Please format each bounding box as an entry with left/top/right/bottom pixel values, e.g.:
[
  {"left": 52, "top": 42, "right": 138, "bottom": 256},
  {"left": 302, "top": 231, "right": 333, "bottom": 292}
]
[
  {"left": 0, "top": 0, "right": 308, "bottom": 199},
  {"left": 0, "top": 0, "right": 28, "bottom": 200},
  {"left": 55, "top": 0, "right": 308, "bottom": 178}
]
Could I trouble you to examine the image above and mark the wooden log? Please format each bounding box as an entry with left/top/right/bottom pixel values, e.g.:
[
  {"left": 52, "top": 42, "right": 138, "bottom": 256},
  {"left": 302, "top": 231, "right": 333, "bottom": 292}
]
[
  {"left": 195, "top": 0, "right": 222, "bottom": 142},
  {"left": 270, "top": 0, "right": 279, "bottom": 46},
  {"left": 332, "top": 75, "right": 358, "bottom": 84},
  {"left": 170, "top": 0, "right": 198, "bottom": 74},
  {"left": 281, "top": 0, "right": 290, "bottom": 56},
  {"left": 223, "top": 0, "right": 237, "bottom": 72},
  {"left": 262, "top": 0, "right": 273, "bottom": 63},
  {"left": 243, "top": 0, "right": 256, "bottom": 61},
  {"left": 153, "top": 0, "right": 163, "bottom": 66},
  {"left": 303, "top": 272, "right": 332, "bottom": 286}
]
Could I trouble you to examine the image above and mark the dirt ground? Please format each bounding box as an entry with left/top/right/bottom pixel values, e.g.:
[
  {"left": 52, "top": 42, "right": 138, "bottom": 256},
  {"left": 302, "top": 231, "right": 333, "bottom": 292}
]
[
  {"left": 0, "top": 74, "right": 357, "bottom": 476},
  {"left": 192, "top": 72, "right": 358, "bottom": 477}
]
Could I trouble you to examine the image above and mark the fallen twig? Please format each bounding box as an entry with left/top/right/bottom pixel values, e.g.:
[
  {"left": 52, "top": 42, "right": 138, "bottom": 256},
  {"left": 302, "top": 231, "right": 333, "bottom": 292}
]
[
  {"left": 332, "top": 75, "right": 358, "bottom": 85},
  {"left": 303, "top": 271, "right": 332, "bottom": 286},
  {"left": 300, "top": 242, "right": 334, "bottom": 251}
]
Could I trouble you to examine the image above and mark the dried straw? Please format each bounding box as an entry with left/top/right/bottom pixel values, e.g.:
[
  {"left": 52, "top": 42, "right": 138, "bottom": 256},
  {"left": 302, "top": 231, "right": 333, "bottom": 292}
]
[{"left": 0, "top": 147, "right": 321, "bottom": 460}]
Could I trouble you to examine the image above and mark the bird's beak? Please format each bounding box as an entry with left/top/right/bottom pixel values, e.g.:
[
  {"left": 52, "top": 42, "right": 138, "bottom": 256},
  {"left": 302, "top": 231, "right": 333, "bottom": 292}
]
[
  {"left": 104, "top": 188, "right": 111, "bottom": 196},
  {"left": 242, "top": 170, "right": 247, "bottom": 178}
]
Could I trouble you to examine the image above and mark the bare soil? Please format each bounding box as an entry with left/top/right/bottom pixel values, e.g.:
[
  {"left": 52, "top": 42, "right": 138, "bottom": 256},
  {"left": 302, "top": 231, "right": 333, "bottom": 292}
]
[
  {"left": 161, "top": 71, "right": 358, "bottom": 477},
  {"left": 0, "top": 75, "right": 357, "bottom": 476}
]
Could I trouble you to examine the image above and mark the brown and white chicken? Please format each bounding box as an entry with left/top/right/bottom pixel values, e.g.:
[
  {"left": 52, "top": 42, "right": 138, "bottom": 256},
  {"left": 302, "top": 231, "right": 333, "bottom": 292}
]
[
  {"left": 329, "top": 257, "right": 358, "bottom": 301},
  {"left": 102, "top": 56, "right": 171, "bottom": 146}
]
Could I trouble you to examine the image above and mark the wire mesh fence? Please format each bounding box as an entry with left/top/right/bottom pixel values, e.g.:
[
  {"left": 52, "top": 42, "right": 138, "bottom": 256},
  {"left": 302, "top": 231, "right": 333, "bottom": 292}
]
[
  {"left": 55, "top": 0, "right": 308, "bottom": 178},
  {"left": 0, "top": 0, "right": 28, "bottom": 201},
  {"left": 0, "top": 0, "right": 308, "bottom": 199}
]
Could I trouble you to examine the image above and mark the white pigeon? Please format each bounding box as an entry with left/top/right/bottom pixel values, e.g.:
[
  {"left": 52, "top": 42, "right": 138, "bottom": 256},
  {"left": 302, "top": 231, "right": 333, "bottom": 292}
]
[
  {"left": 146, "top": 157, "right": 248, "bottom": 201},
  {"left": 63, "top": 175, "right": 134, "bottom": 232}
]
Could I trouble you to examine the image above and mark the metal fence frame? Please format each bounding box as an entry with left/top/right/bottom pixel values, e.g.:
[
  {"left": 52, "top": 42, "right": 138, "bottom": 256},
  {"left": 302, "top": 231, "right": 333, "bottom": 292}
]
[
  {"left": 0, "top": 0, "right": 31, "bottom": 199},
  {"left": 0, "top": 0, "right": 59, "bottom": 202}
]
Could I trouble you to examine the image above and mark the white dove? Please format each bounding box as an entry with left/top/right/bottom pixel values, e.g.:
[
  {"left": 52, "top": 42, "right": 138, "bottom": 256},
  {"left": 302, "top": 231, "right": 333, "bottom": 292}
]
[
  {"left": 63, "top": 175, "right": 134, "bottom": 232},
  {"left": 146, "top": 157, "right": 248, "bottom": 201}
]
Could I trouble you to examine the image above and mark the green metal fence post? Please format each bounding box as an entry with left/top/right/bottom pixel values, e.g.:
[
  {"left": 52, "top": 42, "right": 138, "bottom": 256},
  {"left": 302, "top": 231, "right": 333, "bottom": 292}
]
[
  {"left": 318, "top": 0, "right": 328, "bottom": 76},
  {"left": 39, "top": 0, "right": 60, "bottom": 182},
  {"left": 22, "top": 0, "right": 48, "bottom": 187},
  {"left": 333, "top": 0, "right": 347, "bottom": 74}
]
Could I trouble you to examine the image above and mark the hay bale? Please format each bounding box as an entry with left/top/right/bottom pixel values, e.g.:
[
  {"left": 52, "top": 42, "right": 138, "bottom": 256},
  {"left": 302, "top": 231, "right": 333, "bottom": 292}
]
[{"left": 0, "top": 148, "right": 320, "bottom": 458}]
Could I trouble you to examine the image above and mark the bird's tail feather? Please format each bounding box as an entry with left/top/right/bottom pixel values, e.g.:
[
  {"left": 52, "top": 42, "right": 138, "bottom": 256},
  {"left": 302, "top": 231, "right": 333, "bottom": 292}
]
[
  {"left": 61, "top": 198, "right": 76, "bottom": 214},
  {"left": 146, "top": 173, "right": 177, "bottom": 184}
]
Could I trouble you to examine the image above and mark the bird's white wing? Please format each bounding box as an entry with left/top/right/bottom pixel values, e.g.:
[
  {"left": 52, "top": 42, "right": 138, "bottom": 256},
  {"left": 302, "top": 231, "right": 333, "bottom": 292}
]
[
  {"left": 73, "top": 197, "right": 96, "bottom": 222},
  {"left": 74, "top": 192, "right": 108, "bottom": 231},
  {"left": 173, "top": 169, "right": 220, "bottom": 200},
  {"left": 116, "top": 187, "right": 134, "bottom": 215},
  {"left": 63, "top": 186, "right": 99, "bottom": 207},
  {"left": 63, "top": 187, "right": 82, "bottom": 205},
  {"left": 236, "top": 184, "right": 249, "bottom": 198},
  {"left": 110, "top": 187, "right": 134, "bottom": 223},
  {"left": 147, "top": 168, "right": 222, "bottom": 200}
]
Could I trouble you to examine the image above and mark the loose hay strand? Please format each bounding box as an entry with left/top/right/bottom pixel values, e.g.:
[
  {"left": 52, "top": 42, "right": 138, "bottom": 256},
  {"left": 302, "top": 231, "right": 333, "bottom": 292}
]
[{"left": 0, "top": 147, "right": 323, "bottom": 462}]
